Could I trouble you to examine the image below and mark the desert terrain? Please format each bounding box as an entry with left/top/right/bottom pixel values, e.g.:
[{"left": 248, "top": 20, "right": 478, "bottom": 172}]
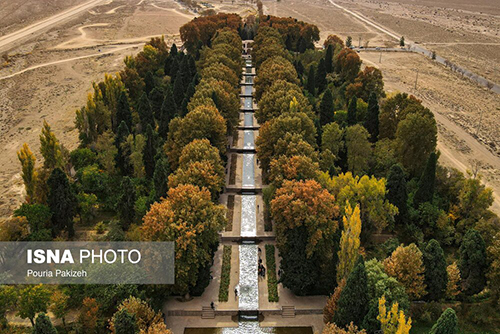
[{"left": 1, "top": 0, "right": 500, "bottom": 218}]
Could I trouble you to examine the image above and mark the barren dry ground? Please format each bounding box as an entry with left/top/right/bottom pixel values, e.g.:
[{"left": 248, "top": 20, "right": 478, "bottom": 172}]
[{"left": 0, "top": 0, "right": 195, "bottom": 219}]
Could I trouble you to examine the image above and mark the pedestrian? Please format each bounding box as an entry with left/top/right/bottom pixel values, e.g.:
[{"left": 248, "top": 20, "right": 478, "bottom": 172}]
[
  {"left": 278, "top": 269, "right": 281, "bottom": 278},
  {"left": 234, "top": 287, "right": 238, "bottom": 299},
  {"left": 259, "top": 258, "right": 262, "bottom": 264},
  {"left": 258, "top": 247, "right": 262, "bottom": 253},
  {"left": 210, "top": 302, "right": 215, "bottom": 310}
]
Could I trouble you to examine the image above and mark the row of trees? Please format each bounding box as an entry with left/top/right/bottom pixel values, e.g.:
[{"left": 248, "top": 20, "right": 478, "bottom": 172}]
[{"left": 251, "top": 21, "right": 499, "bottom": 333}]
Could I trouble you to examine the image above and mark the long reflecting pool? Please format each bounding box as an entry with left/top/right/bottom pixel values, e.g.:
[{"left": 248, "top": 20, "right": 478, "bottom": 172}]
[
  {"left": 244, "top": 113, "right": 253, "bottom": 127},
  {"left": 185, "top": 326, "right": 313, "bottom": 334},
  {"left": 240, "top": 195, "right": 256, "bottom": 236},
  {"left": 242, "top": 154, "right": 255, "bottom": 187},
  {"left": 243, "top": 131, "right": 254, "bottom": 149},
  {"left": 238, "top": 244, "right": 258, "bottom": 310}
]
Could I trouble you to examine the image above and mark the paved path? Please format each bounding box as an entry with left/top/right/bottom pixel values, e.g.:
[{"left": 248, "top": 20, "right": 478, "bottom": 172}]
[{"left": 0, "top": 0, "right": 106, "bottom": 52}]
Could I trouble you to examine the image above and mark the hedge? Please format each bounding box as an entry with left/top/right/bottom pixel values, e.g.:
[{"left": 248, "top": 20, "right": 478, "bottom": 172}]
[
  {"left": 265, "top": 244, "right": 279, "bottom": 302},
  {"left": 218, "top": 245, "right": 232, "bottom": 302}
]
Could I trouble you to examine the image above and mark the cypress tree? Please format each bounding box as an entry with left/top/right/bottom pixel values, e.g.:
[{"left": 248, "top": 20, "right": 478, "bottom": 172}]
[
  {"left": 319, "top": 89, "right": 334, "bottom": 127},
  {"left": 347, "top": 96, "right": 357, "bottom": 125},
  {"left": 187, "top": 55, "right": 196, "bottom": 78},
  {"left": 115, "top": 121, "right": 131, "bottom": 175},
  {"left": 386, "top": 164, "right": 408, "bottom": 226},
  {"left": 285, "top": 35, "right": 293, "bottom": 50},
  {"left": 170, "top": 43, "right": 178, "bottom": 58},
  {"left": 47, "top": 168, "right": 77, "bottom": 238},
  {"left": 365, "top": 92, "right": 379, "bottom": 142},
  {"left": 137, "top": 93, "right": 154, "bottom": 132},
  {"left": 113, "top": 309, "right": 138, "bottom": 334},
  {"left": 144, "top": 71, "right": 155, "bottom": 95},
  {"left": 148, "top": 87, "right": 164, "bottom": 120},
  {"left": 429, "top": 308, "right": 458, "bottom": 334},
  {"left": 307, "top": 66, "right": 316, "bottom": 96},
  {"left": 116, "top": 90, "right": 132, "bottom": 132},
  {"left": 159, "top": 86, "right": 176, "bottom": 139},
  {"left": 459, "top": 229, "right": 487, "bottom": 296},
  {"left": 32, "top": 313, "right": 57, "bottom": 334},
  {"left": 334, "top": 256, "right": 369, "bottom": 327},
  {"left": 296, "top": 60, "right": 304, "bottom": 77},
  {"left": 153, "top": 157, "right": 170, "bottom": 200},
  {"left": 143, "top": 124, "right": 158, "bottom": 179},
  {"left": 117, "top": 177, "right": 136, "bottom": 230},
  {"left": 423, "top": 239, "right": 448, "bottom": 301},
  {"left": 325, "top": 44, "right": 333, "bottom": 73},
  {"left": 180, "top": 56, "right": 192, "bottom": 91},
  {"left": 298, "top": 36, "right": 307, "bottom": 53},
  {"left": 316, "top": 58, "right": 327, "bottom": 93},
  {"left": 169, "top": 57, "right": 179, "bottom": 81},
  {"left": 413, "top": 152, "right": 438, "bottom": 207},
  {"left": 173, "top": 70, "right": 185, "bottom": 106}
]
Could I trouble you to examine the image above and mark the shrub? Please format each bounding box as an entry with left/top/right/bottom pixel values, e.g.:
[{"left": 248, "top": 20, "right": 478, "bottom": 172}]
[
  {"left": 266, "top": 244, "right": 279, "bottom": 302},
  {"left": 218, "top": 245, "right": 232, "bottom": 302},
  {"left": 95, "top": 222, "right": 106, "bottom": 234}
]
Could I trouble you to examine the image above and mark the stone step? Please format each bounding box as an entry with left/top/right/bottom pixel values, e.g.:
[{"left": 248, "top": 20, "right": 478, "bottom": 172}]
[
  {"left": 201, "top": 306, "right": 215, "bottom": 319},
  {"left": 237, "top": 126, "right": 260, "bottom": 130},
  {"left": 281, "top": 306, "right": 296, "bottom": 318}
]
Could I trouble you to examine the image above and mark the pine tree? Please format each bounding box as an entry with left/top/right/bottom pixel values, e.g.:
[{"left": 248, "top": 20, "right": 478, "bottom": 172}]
[
  {"left": 113, "top": 309, "right": 137, "bottom": 334},
  {"left": 320, "top": 89, "right": 335, "bottom": 127},
  {"left": 334, "top": 256, "right": 369, "bottom": 328},
  {"left": 115, "top": 121, "right": 131, "bottom": 175},
  {"left": 413, "top": 152, "right": 438, "bottom": 207},
  {"left": 117, "top": 177, "right": 136, "bottom": 230},
  {"left": 170, "top": 43, "right": 178, "bottom": 58},
  {"left": 365, "top": 92, "right": 380, "bottom": 142},
  {"left": 32, "top": 313, "right": 57, "bottom": 334},
  {"left": 180, "top": 79, "right": 196, "bottom": 116},
  {"left": 153, "top": 157, "right": 170, "bottom": 200},
  {"left": 347, "top": 97, "right": 357, "bottom": 126},
  {"left": 429, "top": 308, "right": 458, "bottom": 334},
  {"left": 143, "top": 125, "right": 158, "bottom": 179},
  {"left": 148, "top": 87, "right": 164, "bottom": 120},
  {"left": 137, "top": 93, "right": 154, "bottom": 132},
  {"left": 307, "top": 66, "right": 316, "bottom": 96},
  {"left": 386, "top": 164, "right": 408, "bottom": 227},
  {"left": 337, "top": 203, "right": 362, "bottom": 282},
  {"left": 159, "top": 86, "right": 176, "bottom": 139},
  {"left": 316, "top": 58, "right": 327, "bottom": 93},
  {"left": 47, "top": 168, "right": 77, "bottom": 237},
  {"left": 169, "top": 57, "right": 179, "bottom": 81},
  {"left": 296, "top": 60, "right": 304, "bottom": 77},
  {"left": 423, "top": 239, "right": 448, "bottom": 301},
  {"left": 116, "top": 90, "right": 133, "bottom": 131},
  {"left": 459, "top": 229, "right": 487, "bottom": 296},
  {"left": 40, "top": 120, "right": 62, "bottom": 170}
]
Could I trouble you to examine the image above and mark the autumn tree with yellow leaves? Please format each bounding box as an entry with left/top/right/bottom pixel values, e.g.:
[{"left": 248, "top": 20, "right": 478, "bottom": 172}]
[
  {"left": 17, "top": 143, "right": 37, "bottom": 203},
  {"left": 337, "top": 202, "right": 362, "bottom": 282},
  {"left": 377, "top": 295, "right": 412, "bottom": 334}
]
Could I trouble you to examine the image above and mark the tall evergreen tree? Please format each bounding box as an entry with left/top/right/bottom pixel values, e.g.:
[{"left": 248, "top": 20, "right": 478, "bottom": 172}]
[
  {"left": 116, "top": 90, "right": 132, "bottom": 131},
  {"left": 316, "top": 58, "right": 327, "bottom": 93},
  {"left": 148, "top": 87, "right": 164, "bottom": 120},
  {"left": 334, "top": 256, "right": 369, "bottom": 327},
  {"left": 169, "top": 57, "right": 179, "bottom": 81},
  {"left": 32, "top": 313, "right": 57, "bottom": 334},
  {"left": 137, "top": 93, "right": 154, "bottom": 132},
  {"left": 296, "top": 60, "right": 304, "bottom": 77},
  {"left": 47, "top": 168, "right": 77, "bottom": 237},
  {"left": 144, "top": 71, "right": 155, "bottom": 95},
  {"left": 429, "top": 308, "right": 458, "bottom": 334},
  {"left": 325, "top": 44, "right": 334, "bottom": 73},
  {"left": 320, "top": 89, "right": 335, "bottom": 127},
  {"left": 459, "top": 229, "right": 487, "bottom": 296},
  {"left": 143, "top": 125, "right": 158, "bottom": 179},
  {"left": 115, "top": 121, "right": 131, "bottom": 175},
  {"left": 423, "top": 239, "right": 448, "bottom": 301},
  {"left": 413, "top": 152, "right": 438, "bottom": 207},
  {"left": 347, "top": 96, "right": 357, "bottom": 126},
  {"left": 180, "top": 79, "right": 196, "bottom": 116},
  {"left": 159, "top": 87, "right": 176, "bottom": 139},
  {"left": 113, "top": 309, "right": 137, "bottom": 334},
  {"left": 307, "top": 66, "right": 316, "bottom": 96},
  {"left": 170, "top": 43, "right": 178, "bottom": 58},
  {"left": 173, "top": 70, "right": 185, "bottom": 106},
  {"left": 153, "top": 157, "right": 170, "bottom": 200},
  {"left": 386, "top": 164, "right": 408, "bottom": 227},
  {"left": 117, "top": 177, "right": 136, "bottom": 230},
  {"left": 365, "top": 92, "right": 380, "bottom": 142}
]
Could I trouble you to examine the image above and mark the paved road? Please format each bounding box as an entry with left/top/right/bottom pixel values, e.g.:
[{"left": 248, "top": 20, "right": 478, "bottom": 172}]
[
  {"left": 0, "top": 0, "right": 105, "bottom": 52},
  {"left": 327, "top": 0, "right": 500, "bottom": 94}
]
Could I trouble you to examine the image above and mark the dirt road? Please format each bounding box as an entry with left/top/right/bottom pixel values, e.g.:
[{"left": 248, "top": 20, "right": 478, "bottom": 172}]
[{"left": 0, "top": 0, "right": 105, "bottom": 52}]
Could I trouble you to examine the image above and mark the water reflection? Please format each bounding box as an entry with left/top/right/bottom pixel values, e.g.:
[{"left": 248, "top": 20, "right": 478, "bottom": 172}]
[
  {"left": 244, "top": 113, "right": 253, "bottom": 127},
  {"left": 243, "top": 131, "right": 254, "bottom": 149}
]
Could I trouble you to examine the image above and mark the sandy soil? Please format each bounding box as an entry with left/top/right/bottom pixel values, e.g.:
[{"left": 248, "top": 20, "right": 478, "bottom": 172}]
[{"left": 0, "top": 0, "right": 193, "bottom": 219}]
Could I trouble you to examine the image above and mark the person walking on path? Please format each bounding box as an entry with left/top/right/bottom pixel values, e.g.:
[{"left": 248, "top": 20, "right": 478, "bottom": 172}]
[
  {"left": 234, "top": 287, "right": 238, "bottom": 300},
  {"left": 210, "top": 302, "right": 215, "bottom": 310}
]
